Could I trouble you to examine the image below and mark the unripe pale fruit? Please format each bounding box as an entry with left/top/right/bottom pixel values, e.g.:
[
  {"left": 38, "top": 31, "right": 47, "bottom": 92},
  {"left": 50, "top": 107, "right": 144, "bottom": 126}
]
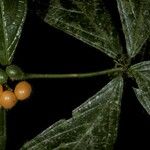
[
  {"left": 14, "top": 81, "right": 32, "bottom": 101},
  {"left": 6, "top": 65, "right": 24, "bottom": 80},
  {"left": 0, "top": 91, "right": 17, "bottom": 109},
  {"left": 0, "top": 69, "right": 8, "bottom": 84}
]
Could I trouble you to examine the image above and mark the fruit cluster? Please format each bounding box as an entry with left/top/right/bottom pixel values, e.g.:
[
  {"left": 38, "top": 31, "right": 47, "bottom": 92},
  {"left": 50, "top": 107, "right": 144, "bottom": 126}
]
[{"left": 0, "top": 81, "right": 32, "bottom": 109}]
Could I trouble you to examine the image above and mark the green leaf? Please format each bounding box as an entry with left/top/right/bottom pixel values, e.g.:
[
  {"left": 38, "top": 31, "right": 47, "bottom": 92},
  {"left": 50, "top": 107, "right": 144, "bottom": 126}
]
[
  {"left": 129, "top": 61, "right": 150, "bottom": 86},
  {"left": 134, "top": 88, "right": 150, "bottom": 115},
  {"left": 0, "top": 0, "right": 27, "bottom": 65},
  {"left": 21, "top": 77, "right": 123, "bottom": 150},
  {"left": 116, "top": 0, "right": 150, "bottom": 58},
  {"left": 0, "top": 109, "right": 6, "bottom": 150},
  {"left": 129, "top": 61, "right": 150, "bottom": 114},
  {"left": 44, "top": 0, "right": 122, "bottom": 59},
  {"left": 129, "top": 61, "right": 150, "bottom": 73}
]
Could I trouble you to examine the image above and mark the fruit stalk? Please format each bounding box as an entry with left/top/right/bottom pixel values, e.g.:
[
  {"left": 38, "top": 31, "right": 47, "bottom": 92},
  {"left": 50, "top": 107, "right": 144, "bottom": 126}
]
[{"left": 0, "top": 108, "right": 6, "bottom": 150}]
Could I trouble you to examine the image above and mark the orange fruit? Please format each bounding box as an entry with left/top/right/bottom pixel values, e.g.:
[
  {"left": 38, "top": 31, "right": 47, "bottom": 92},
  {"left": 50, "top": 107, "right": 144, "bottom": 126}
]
[
  {"left": 14, "top": 81, "right": 32, "bottom": 101},
  {"left": 0, "top": 91, "right": 17, "bottom": 109}
]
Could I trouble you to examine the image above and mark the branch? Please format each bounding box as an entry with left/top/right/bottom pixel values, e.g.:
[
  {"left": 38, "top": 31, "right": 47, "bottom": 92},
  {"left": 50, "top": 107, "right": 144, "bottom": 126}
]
[{"left": 21, "top": 68, "right": 123, "bottom": 79}]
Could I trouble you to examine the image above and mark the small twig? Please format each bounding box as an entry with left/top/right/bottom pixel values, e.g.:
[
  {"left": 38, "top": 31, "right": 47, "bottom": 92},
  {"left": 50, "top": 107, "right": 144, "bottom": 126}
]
[{"left": 18, "top": 67, "right": 123, "bottom": 80}]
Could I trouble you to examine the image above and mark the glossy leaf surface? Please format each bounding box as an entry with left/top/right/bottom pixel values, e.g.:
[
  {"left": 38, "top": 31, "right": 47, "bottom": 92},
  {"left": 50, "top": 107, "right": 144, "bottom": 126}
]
[
  {"left": 134, "top": 88, "right": 150, "bottom": 115},
  {"left": 0, "top": 0, "right": 27, "bottom": 65},
  {"left": 116, "top": 0, "right": 150, "bottom": 57},
  {"left": 44, "top": 0, "right": 123, "bottom": 59},
  {"left": 21, "top": 77, "right": 123, "bottom": 150},
  {"left": 129, "top": 61, "right": 150, "bottom": 114}
]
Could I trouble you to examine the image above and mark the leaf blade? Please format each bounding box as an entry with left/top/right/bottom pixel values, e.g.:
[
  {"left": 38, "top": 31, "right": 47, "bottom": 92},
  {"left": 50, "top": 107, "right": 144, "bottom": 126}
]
[
  {"left": 21, "top": 77, "right": 123, "bottom": 150},
  {"left": 0, "top": 0, "right": 27, "bottom": 65},
  {"left": 44, "top": 0, "right": 122, "bottom": 59},
  {"left": 129, "top": 61, "right": 150, "bottom": 114},
  {"left": 134, "top": 88, "right": 150, "bottom": 115},
  {"left": 116, "top": 0, "right": 150, "bottom": 57}
]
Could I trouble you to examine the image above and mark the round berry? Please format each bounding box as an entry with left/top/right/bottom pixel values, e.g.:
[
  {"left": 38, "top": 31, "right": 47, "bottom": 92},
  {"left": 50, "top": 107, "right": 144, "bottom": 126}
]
[
  {"left": 14, "top": 81, "right": 32, "bottom": 101},
  {"left": 0, "top": 91, "right": 17, "bottom": 109},
  {"left": 0, "top": 69, "right": 8, "bottom": 84},
  {"left": 6, "top": 65, "right": 24, "bottom": 80}
]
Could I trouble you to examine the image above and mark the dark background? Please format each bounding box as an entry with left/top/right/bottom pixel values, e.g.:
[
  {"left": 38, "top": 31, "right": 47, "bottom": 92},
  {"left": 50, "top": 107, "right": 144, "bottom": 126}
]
[{"left": 6, "top": 0, "right": 150, "bottom": 150}]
